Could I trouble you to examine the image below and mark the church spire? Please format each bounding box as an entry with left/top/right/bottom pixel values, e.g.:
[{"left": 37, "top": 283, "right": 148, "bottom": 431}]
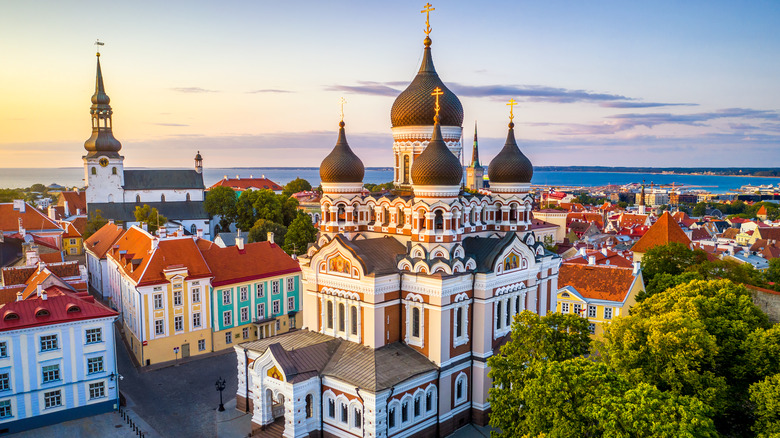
[
  {"left": 470, "top": 121, "right": 481, "bottom": 168},
  {"left": 84, "top": 44, "right": 122, "bottom": 158}
]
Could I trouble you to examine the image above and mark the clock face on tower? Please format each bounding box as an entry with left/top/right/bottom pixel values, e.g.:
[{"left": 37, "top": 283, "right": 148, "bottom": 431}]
[{"left": 99, "top": 158, "right": 109, "bottom": 167}]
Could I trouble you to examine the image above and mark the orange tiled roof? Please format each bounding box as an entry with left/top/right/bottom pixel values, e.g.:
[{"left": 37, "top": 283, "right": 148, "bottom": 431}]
[
  {"left": 84, "top": 222, "right": 124, "bottom": 259},
  {"left": 721, "top": 228, "right": 740, "bottom": 239},
  {"left": 631, "top": 211, "right": 692, "bottom": 253},
  {"left": 200, "top": 241, "right": 300, "bottom": 287},
  {"left": 756, "top": 227, "right": 780, "bottom": 241},
  {"left": 59, "top": 221, "right": 82, "bottom": 238},
  {"left": 619, "top": 213, "right": 648, "bottom": 228},
  {"left": 564, "top": 249, "right": 633, "bottom": 268},
  {"left": 209, "top": 178, "right": 283, "bottom": 192},
  {"left": 0, "top": 203, "right": 62, "bottom": 234},
  {"left": 757, "top": 205, "right": 768, "bottom": 216},
  {"left": 690, "top": 228, "right": 712, "bottom": 241},
  {"left": 57, "top": 191, "right": 87, "bottom": 214},
  {"left": 558, "top": 264, "right": 637, "bottom": 302},
  {"left": 39, "top": 252, "right": 64, "bottom": 264},
  {"left": 70, "top": 217, "right": 87, "bottom": 235}
]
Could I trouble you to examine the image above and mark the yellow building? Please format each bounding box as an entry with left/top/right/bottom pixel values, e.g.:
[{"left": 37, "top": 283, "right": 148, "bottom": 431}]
[
  {"left": 556, "top": 263, "right": 644, "bottom": 338},
  {"left": 106, "top": 226, "right": 214, "bottom": 366},
  {"left": 60, "top": 220, "right": 83, "bottom": 255}
]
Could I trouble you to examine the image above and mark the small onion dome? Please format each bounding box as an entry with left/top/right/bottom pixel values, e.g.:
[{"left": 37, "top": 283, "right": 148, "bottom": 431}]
[
  {"left": 390, "top": 37, "right": 463, "bottom": 128},
  {"left": 411, "top": 116, "right": 462, "bottom": 186},
  {"left": 488, "top": 122, "right": 534, "bottom": 183},
  {"left": 320, "top": 121, "right": 365, "bottom": 183},
  {"left": 195, "top": 151, "right": 203, "bottom": 161},
  {"left": 91, "top": 54, "right": 110, "bottom": 105}
]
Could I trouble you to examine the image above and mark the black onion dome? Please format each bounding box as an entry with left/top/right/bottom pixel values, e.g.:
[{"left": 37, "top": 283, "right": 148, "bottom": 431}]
[
  {"left": 84, "top": 53, "right": 122, "bottom": 157},
  {"left": 320, "top": 121, "right": 365, "bottom": 183},
  {"left": 411, "top": 117, "right": 462, "bottom": 186},
  {"left": 488, "top": 122, "right": 534, "bottom": 183},
  {"left": 91, "top": 55, "right": 110, "bottom": 105},
  {"left": 391, "top": 37, "right": 463, "bottom": 128}
]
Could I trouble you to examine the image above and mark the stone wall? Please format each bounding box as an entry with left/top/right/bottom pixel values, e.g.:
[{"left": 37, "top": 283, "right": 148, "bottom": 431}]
[{"left": 751, "top": 287, "right": 780, "bottom": 324}]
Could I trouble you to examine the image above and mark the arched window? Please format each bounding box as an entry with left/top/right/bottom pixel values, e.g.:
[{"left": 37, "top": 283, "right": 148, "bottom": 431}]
[
  {"left": 305, "top": 394, "right": 313, "bottom": 418},
  {"left": 186, "top": 193, "right": 191, "bottom": 202},
  {"left": 337, "top": 206, "right": 346, "bottom": 224},
  {"left": 354, "top": 408, "right": 362, "bottom": 428},
  {"left": 350, "top": 306, "right": 358, "bottom": 335},
  {"left": 339, "top": 303, "right": 345, "bottom": 332},
  {"left": 510, "top": 204, "right": 518, "bottom": 222},
  {"left": 136, "top": 194, "right": 141, "bottom": 203},
  {"left": 403, "top": 155, "right": 410, "bottom": 184},
  {"left": 388, "top": 405, "right": 396, "bottom": 428},
  {"left": 414, "top": 395, "right": 421, "bottom": 417},
  {"left": 412, "top": 307, "right": 420, "bottom": 338},
  {"left": 382, "top": 207, "right": 389, "bottom": 226},
  {"left": 426, "top": 391, "right": 434, "bottom": 412},
  {"left": 505, "top": 298, "right": 511, "bottom": 326},
  {"left": 91, "top": 167, "right": 96, "bottom": 175},
  {"left": 455, "top": 307, "right": 463, "bottom": 338},
  {"left": 190, "top": 224, "right": 197, "bottom": 235},
  {"left": 107, "top": 194, "right": 114, "bottom": 203},
  {"left": 434, "top": 210, "right": 443, "bottom": 230},
  {"left": 456, "top": 376, "right": 466, "bottom": 402},
  {"left": 402, "top": 400, "right": 409, "bottom": 422},
  {"left": 161, "top": 194, "right": 166, "bottom": 202},
  {"left": 112, "top": 167, "right": 117, "bottom": 175},
  {"left": 327, "top": 301, "right": 334, "bottom": 329},
  {"left": 515, "top": 296, "right": 521, "bottom": 315},
  {"left": 397, "top": 208, "right": 405, "bottom": 227},
  {"left": 496, "top": 301, "right": 503, "bottom": 329}
]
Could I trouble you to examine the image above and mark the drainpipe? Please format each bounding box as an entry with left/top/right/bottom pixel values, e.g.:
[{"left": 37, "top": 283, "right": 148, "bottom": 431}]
[
  {"left": 319, "top": 375, "right": 324, "bottom": 435},
  {"left": 356, "top": 387, "right": 365, "bottom": 438},
  {"left": 243, "top": 347, "right": 250, "bottom": 413},
  {"left": 385, "top": 386, "right": 395, "bottom": 438}
]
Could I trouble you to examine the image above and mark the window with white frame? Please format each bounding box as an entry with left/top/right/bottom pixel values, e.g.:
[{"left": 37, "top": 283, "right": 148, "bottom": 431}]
[
  {"left": 0, "top": 400, "right": 10, "bottom": 418},
  {"left": 223, "top": 311, "right": 232, "bottom": 327},
  {"left": 588, "top": 323, "right": 596, "bottom": 334},
  {"left": 87, "top": 356, "right": 103, "bottom": 374},
  {"left": 240, "top": 307, "right": 249, "bottom": 322},
  {"left": 414, "top": 394, "right": 421, "bottom": 417},
  {"left": 505, "top": 298, "right": 511, "bottom": 327},
  {"left": 426, "top": 390, "right": 434, "bottom": 412},
  {"left": 0, "top": 342, "right": 7, "bottom": 358},
  {"left": 588, "top": 305, "right": 597, "bottom": 318},
  {"left": 242, "top": 327, "right": 249, "bottom": 339},
  {"left": 340, "top": 402, "right": 348, "bottom": 423},
  {"left": 174, "top": 316, "right": 183, "bottom": 332},
  {"left": 328, "top": 398, "right": 335, "bottom": 419},
  {"left": 225, "top": 332, "right": 232, "bottom": 344},
  {"left": 153, "top": 293, "right": 163, "bottom": 310},
  {"left": 192, "top": 287, "right": 201, "bottom": 303},
  {"left": 198, "top": 339, "right": 205, "bottom": 351},
  {"left": 42, "top": 364, "right": 60, "bottom": 383},
  {"left": 257, "top": 303, "right": 266, "bottom": 320},
  {"left": 401, "top": 400, "right": 409, "bottom": 423},
  {"left": 89, "top": 381, "right": 105, "bottom": 399},
  {"left": 350, "top": 306, "right": 358, "bottom": 336},
  {"left": 193, "top": 312, "right": 201, "bottom": 328},
  {"left": 496, "top": 300, "right": 503, "bottom": 330},
  {"left": 287, "top": 297, "right": 295, "bottom": 312},
  {"left": 453, "top": 302, "right": 469, "bottom": 347},
  {"left": 354, "top": 407, "right": 362, "bottom": 428},
  {"left": 326, "top": 301, "right": 333, "bottom": 329},
  {"left": 286, "top": 277, "right": 294, "bottom": 292},
  {"left": 275, "top": 320, "right": 280, "bottom": 331},
  {"left": 0, "top": 373, "right": 9, "bottom": 391},
  {"left": 573, "top": 303, "right": 582, "bottom": 315},
  {"left": 222, "top": 290, "right": 231, "bottom": 306},
  {"left": 405, "top": 297, "right": 424, "bottom": 347},
  {"left": 455, "top": 373, "right": 467, "bottom": 405},
  {"left": 561, "top": 302, "right": 570, "bottom": 313},
  {"left": 173, "top": 290, "right": 182, "bottom": 306},
  {"left": 85, "top": 328, "right": 102, "bottom": 344},
  {"left": 256, "top": 283, "right": 265, "bottom": 298},
  {"left": 239, "top": 286, "right": 248, "bottom": 302},
  {"left": 388, "top": 405, "right": 396, "bottom": 429},
  {"left": 44, "top": 390, "right": 61, "bottom": 409},
  {"left": 272, "top": 300, "right": 280, "bottom": 315},
  {"left": 40, "top": 335, "right": 58, "bottom": 351},
  {"left": 604, "top": 307, "right": 613, "bottom": 319},
  {"left": 272, "top": 280, "right": 280, "bottom": 295},
  {"left": 154, "top": 320, "right": 164, "bottom": 335}
]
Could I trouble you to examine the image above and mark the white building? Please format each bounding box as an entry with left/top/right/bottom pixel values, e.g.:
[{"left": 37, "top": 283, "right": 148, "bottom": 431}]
[{"left": 83, "top": 221, "right": 124, "bottom": 301}]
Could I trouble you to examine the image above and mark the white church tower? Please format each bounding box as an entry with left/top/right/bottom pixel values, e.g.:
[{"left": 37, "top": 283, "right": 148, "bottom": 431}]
[{"left": 83, "top": 48, "right": 124, "bottom": 205}]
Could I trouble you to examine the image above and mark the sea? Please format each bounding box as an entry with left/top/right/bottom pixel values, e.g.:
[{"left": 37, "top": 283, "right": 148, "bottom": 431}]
[{"left": 0, "top": 167, "right": 777, "bottom": 193}]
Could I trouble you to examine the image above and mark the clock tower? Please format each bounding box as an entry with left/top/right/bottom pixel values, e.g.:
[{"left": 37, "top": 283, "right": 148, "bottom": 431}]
[{"left": 83, "top": 48, "right": 124, "bottom": 205}]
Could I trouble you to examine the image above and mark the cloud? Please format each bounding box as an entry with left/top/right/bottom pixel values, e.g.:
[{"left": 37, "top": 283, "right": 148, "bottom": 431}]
[
  {"left": 246, "top": 89, "right": 292, "bottom": 94},
  {"left": 170, "top": 87, "right": 218, "bottom": 93},
  {"left": 325, "top": 81, "right": 400, "bottom": 97},
  {"left": 599, "top": 102, "right": 697, "bottom": 108},
  {"left": 152, "top": 123, "right": 189, "bottom": 127}
]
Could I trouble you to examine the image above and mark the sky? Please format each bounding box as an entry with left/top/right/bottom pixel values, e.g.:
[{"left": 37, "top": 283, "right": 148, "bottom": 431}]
[{"left": 1, "top": 0, "right": 780, "bottom": 169}]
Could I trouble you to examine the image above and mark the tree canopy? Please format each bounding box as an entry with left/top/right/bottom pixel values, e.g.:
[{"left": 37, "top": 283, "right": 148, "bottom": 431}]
[
  {"left": 750, "top": 374, "right": 780, "bottom": 438},
  {"left": 82, "top": 209, "right": 109, "bottom": 240},
  {"left": 283, "top": 212, "right": 317, "bottom": 255},
  {"left": 248, "top": 219, "right": 287, "bottom": 246},
  {"left": 203, "top": 186, "right": 237, "bottom": 231},
  {"left": 134, "top": 204, "right": 167, "bottom": 234},
  {"left": 282, "top": 178, "right": 312, "bottom": 197}
]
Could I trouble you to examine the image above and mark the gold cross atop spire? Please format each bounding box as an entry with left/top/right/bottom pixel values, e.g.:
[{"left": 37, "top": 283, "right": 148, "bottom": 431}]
[
  {"left": 507, "top": 98, "right": 518, "bottom": 122},
  {"left": 95, "top": 39, "right": 104, "bottom": 56},
  {"left": 339, "top": 97, "right": 347, "bottom": 122},
  {"left": 431, "top": 87, "right": 444, "bottom": 121},
  {"left": 422, "top": 3, "right": 435, "bottom": 36}
]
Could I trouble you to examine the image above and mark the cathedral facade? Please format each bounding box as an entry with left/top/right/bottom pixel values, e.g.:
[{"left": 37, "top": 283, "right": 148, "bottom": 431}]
[
  {"left": 82, "top": 52, "right": 210, "bottom": 238},
  {"left": 235, "top": 12, "right": 561, "bottom": 438}
]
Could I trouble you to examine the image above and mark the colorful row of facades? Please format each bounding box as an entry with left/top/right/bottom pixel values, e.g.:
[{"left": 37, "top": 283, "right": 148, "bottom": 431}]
[{"left": 84, "top": 222, "right": 302, "bottom": 366}]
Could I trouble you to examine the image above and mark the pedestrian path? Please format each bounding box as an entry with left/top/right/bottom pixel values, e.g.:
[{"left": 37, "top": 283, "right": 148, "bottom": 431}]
[
  {"left": 10, "top": 407, "right": 161, "bottom": 438},
  {"left": 216, "top": 397, "right": 252, "bottom": 437}
]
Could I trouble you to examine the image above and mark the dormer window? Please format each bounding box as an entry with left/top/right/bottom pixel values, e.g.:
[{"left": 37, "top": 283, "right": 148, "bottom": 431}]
[
  {"left": 35, "top": 309, "right": 50, "bottom": 318},
  {"left": 67, "top": 305, "right": 81, "bottom": 313},
  {"left": 3, "top": 312, "right": 19, "bottom": 321}
]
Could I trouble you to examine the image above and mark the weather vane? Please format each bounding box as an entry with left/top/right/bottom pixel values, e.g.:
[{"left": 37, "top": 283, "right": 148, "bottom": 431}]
[
  {"left": 507, "top": 98, "right": 518, "bottom": 122},
  {"left": 339, "top": 97, "right": 347, "bottom": 122},
  {"left": 95, "top": 39, "right": 104, "bottom": 55},
  {"left": 421, "top": 3, "right": 435, "bottom": 36},
  {"left": 431, "top": 87, "right": 444, "bottom": 120}
]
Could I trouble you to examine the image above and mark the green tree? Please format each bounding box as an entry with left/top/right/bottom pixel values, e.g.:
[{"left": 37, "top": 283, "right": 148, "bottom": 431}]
[
  {"left": 252, "top": 189, "right": 283, "bottom": 224},
  {"left": 640, "top": 271, "right": 703, "bottom": 301},
  {"left": 235, "top": 189, "right": 260, "bottom": 231},
  {"left": 82, "top": 209, "right": 109, "bottom": 240},
  {"left": 134, "top": 204, "right": 167, "bottom": 234},
  {"left": 764, "top": 258, "right": 780, "bottom": 287},
  {"left": 0, "top": 189, "right": 24, "bottom": 203},
  {"left": 282, "top": 177, "right": 312, "bottom": 197},
  {"left": 248, "top": 219, "right": 287, "bottom": 246},
  {"left": 203, "top": 186, "right": 237, "bottom": 231},
  {"left": 281, "top": 196, "right": 300, "bottom": 226},
  {"left": 283, "top": 212, "right": 317, "bottom": 255},
  {"left": 693, "top": 202, "right": 707, "bottom": 217},
  {"left": 692, "top": 259, "right": 768, "bottom": 289},
  {"left": 639, "top": 242, "right": 708, "bottom": 285},
  {"left": 744, "top": 324, "right": 780, "bottom": 379},
  {"left": 750, "top": 374, "right": 780, "bottom": 438}
]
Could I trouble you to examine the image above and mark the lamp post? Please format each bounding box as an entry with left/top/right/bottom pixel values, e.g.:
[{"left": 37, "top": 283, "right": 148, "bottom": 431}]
[{"left": 215, "top": 377, "right": 226, "bottom": 412}]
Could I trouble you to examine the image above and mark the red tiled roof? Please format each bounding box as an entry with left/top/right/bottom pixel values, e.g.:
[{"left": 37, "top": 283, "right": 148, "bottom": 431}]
[
  {"left": 84, "top": 222, "right": 124, "bottom": 259},
  {"left": 619, "top": 213, "right": 649, "bottom": 228},
  {"left": 757, "top": 205, "right": 768, "bottom": 216},
  {"left": 564, "top": 249, "right": 633, "bottom": 268},
  {"left": 59, "top": 221, "right": 82, "bottom": 238},
  {"left": 631, "top": 212, "right": 692, "bottom": 253},
  {"left": 567, "top": 212, "right": 604, "bottom": 228},
  {"left": 0, "top": 286, "right": 116, "bottom": 331},
  {"left": 200, "top": 241, "right": 300, "bottom": 287},
  {"left": 721, "top": 228, "right": 740, "bottom": 239},
  {"left": 690, "top": 228, "right": 712, "bottom": 241},
  {"left": 57, "top": 191, "right": 87, "bottom": 214},
  {"left": 756, "top": 227, "right": 780, "bottom": 241},
  {"left": 558, "top": 264, "right": 637, "bottom": 302},
  {"left": 70, "top": 217, "right": 87, "bottom": 235},
  {"left": 0, "top": 203, "right": 62, "bottom": 234},
  {"left": 1, "top": 261, "right": 79, "bottom": 287},
  {"left": 209, "top": 178, "right": 283, "bottom": 192},
  {"left": 672, "top": 211, "right": 691, "bottom": 222},
  {"left": 39, "top": 252, "right": 64, "bottom": 264}
]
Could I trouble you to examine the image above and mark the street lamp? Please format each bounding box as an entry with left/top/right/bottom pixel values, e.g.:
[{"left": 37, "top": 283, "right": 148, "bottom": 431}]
[{"left": 215, "top": 377, "right": 226, "bottom": 412}]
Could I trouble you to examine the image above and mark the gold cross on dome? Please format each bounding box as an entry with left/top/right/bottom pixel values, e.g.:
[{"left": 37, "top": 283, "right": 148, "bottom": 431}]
[
  {"left": 421, "top": 3, "right": 435, "bottom": 36},
  {"left": 339, "top": 97, "right": 347, "bottom": 122},
  {"left": 507, "top": 98, "right": 518, "bottom": 122},
  {"left": 431, "top": 87, "right": 444, "bottom": 119},
  {"left": 95, "top": 39, "right": 104, "bottom": 55}
]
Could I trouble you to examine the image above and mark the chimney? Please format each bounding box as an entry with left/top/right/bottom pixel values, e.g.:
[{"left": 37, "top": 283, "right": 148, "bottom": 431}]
[
  {"left": 633, "top": 261, "right": 641, "bottom": 275},
  {"left": 151, "top": 237, "right": 159, "bottom": 250},
  {"left": 26, "top": 245, "right": 40, "bottom": 265},
  {"left": 196, "top": 229, "right": 203, "bottom": 238},
  {"left": 579, "top": 247, "right": 587, "bottom": 256},
  {"left": 601, "top": 248, "right": 608, "bottom": 256},
  {"left": 41, "top": 289, "right": 47, "bottom": 300},
  {"left": 15, "top": 291, "right": 22, "bottom": 302},
  {"left": 267, "top": 232, "right": 275, "bottom": 244},
  {"left": 63, "top": 200, "right": 70, "bottom": 217},
  {"left": 48, "top": 205, "right": 56, "bottom": 220},
  {"left": 18, "top": 218, "right": 25, "bottom": 237},
  {"left": 37, "top": 284, "right": 43, "bottom": 298},
  {"left": 76, "top": 208, "right": 82, "bottom": 215},
  {"left": 588, "top": 255, "right": 596, "bottom": 265},
  {"left": 236, "top": 236, "right": 245, "bottom": 250},
  {"left": 141, "top": 223, "right": 148, "bottom": 232},
  {"left": 158, "top": 227, "right": 167, "bottom": 238}
]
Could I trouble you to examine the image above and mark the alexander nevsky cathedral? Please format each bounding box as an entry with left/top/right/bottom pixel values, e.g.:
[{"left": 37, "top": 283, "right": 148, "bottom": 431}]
[{"left": 235, "top": 5, "right": 562, "bottom": 437}]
